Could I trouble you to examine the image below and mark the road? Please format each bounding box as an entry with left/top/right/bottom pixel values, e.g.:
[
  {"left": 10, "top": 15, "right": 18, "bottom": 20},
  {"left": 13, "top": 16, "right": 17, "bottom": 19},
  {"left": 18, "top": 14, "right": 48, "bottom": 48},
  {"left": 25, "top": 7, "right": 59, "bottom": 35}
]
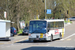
[{"left": 0, "top": 22, "right": 75, "bottom": 50}]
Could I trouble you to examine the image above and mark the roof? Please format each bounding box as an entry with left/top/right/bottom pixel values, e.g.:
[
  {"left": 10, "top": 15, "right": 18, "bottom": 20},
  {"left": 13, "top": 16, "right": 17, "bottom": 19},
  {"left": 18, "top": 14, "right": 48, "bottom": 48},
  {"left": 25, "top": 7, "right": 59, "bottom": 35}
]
[
  {"left": 0, "top": 19, "right": 11, "bottom": 22},
  {"left": 30, "top": 19, "right": 64, "bottom": 22}
]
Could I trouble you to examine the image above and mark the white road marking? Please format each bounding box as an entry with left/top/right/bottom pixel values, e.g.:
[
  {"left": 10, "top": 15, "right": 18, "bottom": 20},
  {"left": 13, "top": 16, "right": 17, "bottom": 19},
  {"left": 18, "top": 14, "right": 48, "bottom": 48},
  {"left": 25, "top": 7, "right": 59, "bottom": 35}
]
[
  {"left": 66, "top": 39, "right": 71, "bottom": 41},
  {"left": 46, "top": 44, "right": 50, "bottom": 46},
  {"left": 14, "top": 38, "right": 28, "bottom": 43},
  {"left": 55, "top": 46, "right": 75, "bottom": 48},
  {"left": 61, "top": 33, "right": 75, "bottom": 40}
]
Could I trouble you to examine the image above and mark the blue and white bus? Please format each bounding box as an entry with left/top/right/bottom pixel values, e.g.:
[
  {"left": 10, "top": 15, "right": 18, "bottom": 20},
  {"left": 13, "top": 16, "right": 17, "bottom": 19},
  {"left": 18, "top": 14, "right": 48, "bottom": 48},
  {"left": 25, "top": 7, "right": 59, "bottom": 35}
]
[{"left": 29, "top": 19, "right": 65, "bottom": 42}]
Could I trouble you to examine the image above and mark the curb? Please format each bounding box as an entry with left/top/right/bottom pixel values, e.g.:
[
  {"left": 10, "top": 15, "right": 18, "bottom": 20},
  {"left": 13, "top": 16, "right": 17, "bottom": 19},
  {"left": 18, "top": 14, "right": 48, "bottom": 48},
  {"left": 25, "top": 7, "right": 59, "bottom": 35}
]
[
  {"left": 14, "top": 33, "right": 22, "bottom": 37},
  {"left": 14, "top": 34, "right": 19, "bottom": 37}
]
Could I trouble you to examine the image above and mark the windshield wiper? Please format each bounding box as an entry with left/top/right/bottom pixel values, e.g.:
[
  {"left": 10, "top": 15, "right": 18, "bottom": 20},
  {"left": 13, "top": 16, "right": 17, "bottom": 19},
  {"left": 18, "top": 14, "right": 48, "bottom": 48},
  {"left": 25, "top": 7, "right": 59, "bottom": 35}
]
[
  {"left": 32, "top": 30, "right": 38, "bottom": 33},
  {"left": 32, "top": 30, "right": 43, "bottom": 33}
]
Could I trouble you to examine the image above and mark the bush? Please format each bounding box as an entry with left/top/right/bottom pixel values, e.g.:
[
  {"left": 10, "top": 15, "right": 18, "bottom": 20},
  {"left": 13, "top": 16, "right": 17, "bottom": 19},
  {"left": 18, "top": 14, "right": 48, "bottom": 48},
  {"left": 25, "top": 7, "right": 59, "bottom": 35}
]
[
  {"left": 64, "top": 20, "right": 72, "bottom": 23},
  {"left": 17, "top": 29, "right": 23, "bottom": 34}
]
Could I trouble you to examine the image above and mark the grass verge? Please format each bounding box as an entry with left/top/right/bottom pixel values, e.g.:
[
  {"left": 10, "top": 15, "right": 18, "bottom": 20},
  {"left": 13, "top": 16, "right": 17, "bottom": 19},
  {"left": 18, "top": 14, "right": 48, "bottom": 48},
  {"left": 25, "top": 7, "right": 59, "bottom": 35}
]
[{"left": 17, "top": 29, "right": 23, "bottom": 34}]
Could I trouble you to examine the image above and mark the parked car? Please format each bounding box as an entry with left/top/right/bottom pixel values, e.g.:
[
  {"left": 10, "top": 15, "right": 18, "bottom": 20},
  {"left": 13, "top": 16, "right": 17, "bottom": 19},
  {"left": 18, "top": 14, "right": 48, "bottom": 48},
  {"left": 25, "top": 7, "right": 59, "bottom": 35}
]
[
  {"left": 10, "top": 27, "right": 17, "bottom": 36},
  {"left": 68, "top": 17, "right": 75, "bottom": 21},
  {"left": 22, "top": 27, "right": 29, "bottom": 35}
]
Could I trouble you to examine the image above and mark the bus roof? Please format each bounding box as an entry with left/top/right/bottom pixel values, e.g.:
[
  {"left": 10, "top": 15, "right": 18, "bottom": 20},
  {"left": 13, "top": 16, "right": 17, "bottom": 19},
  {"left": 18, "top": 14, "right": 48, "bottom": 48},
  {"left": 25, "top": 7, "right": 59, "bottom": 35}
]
[
  {"left": 0, "top": 19, "right": 11, "bottom": 22},
  {"left": 30, "top": 19, "right": 64, "bottom": 22}
]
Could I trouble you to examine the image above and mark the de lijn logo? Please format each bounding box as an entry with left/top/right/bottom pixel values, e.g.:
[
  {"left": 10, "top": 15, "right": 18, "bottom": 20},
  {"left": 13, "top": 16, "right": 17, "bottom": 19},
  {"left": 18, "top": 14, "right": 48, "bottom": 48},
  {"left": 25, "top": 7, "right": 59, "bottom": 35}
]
[{"left": 46, "top": 9, "right": 51, "bottom": 14}]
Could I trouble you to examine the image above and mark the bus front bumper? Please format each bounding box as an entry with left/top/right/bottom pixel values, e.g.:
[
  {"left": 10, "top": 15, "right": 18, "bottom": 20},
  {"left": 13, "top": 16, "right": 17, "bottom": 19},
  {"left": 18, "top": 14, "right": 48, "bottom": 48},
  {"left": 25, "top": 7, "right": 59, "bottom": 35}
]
[{"left": 29, "top": 38, "right": 46, "bottom": 41}]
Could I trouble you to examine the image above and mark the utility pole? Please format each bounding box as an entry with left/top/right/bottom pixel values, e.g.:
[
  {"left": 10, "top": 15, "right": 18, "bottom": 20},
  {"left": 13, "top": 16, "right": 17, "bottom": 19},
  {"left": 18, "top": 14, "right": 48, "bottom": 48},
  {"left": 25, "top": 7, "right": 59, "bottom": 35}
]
[
  {"left": 45, "top": 0, "right": 47, "bottom": 19},
  {"left": 6, "top": 0, "right": 9, "bottom": 20},
  {"left": 36, "top": 0, "right": 39, "bottom": 19}
]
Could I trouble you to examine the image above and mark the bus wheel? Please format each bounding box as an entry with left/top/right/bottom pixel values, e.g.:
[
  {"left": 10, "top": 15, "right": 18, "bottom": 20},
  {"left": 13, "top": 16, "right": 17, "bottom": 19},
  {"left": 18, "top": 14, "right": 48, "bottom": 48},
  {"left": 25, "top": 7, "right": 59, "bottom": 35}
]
[
  {"left": 50, "top": 35, "right": 53, "bottom": 42},
  {"left": 60, "top": 33, "right": 62, "bottom": 39}
]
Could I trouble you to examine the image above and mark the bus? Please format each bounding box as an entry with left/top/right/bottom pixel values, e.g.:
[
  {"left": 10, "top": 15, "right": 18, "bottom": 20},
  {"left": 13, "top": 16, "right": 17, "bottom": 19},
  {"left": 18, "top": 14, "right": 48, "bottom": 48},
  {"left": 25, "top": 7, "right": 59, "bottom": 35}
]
[{"left": 29, "top": 19, "right": 65, "bottom": 42}]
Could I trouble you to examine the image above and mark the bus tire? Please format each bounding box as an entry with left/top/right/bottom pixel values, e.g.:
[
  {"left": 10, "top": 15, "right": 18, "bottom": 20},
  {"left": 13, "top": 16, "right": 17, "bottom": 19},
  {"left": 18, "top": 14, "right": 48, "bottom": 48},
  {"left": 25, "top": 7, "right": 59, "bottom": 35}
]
[
  {"left": 50, "top": 35, "right": 53, "bottom": 42},
  {"left": 60, "top": 33, "right": 62, "bottom": 39}
]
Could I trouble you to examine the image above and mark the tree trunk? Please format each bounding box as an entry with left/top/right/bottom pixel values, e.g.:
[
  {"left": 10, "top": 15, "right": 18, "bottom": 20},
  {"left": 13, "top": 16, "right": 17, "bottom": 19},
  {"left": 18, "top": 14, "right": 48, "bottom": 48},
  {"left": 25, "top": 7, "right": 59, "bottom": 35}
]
[{"left": 17, "top": 14, "right": 20, "bottom": 31}]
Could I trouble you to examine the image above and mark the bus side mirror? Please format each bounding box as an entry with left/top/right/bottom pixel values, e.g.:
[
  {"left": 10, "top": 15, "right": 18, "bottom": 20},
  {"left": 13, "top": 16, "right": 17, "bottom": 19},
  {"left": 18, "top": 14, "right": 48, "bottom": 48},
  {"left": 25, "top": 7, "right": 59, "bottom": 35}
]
[{"left": 48, "top": 29, "right": 50, "bottom": 32}]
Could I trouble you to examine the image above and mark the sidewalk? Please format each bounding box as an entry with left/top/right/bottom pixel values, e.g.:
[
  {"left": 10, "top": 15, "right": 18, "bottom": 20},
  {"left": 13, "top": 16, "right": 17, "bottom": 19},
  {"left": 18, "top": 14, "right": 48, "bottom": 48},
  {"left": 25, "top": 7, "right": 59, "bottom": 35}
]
[{"left": 65, "top": 23, "right": 71, "bottom": 27}]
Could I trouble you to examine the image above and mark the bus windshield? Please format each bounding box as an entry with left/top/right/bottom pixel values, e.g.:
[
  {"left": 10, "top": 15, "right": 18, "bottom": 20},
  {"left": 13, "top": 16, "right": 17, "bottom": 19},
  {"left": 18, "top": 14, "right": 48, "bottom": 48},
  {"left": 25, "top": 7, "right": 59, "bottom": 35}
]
[{"left": 29, "top": 21, "right": 47, "bottom": 33}]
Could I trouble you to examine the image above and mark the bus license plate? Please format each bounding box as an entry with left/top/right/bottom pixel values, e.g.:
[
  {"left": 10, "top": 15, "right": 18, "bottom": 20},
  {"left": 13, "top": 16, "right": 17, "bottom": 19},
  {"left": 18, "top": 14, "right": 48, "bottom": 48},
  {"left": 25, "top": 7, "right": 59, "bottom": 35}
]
[
  {"left": 40, "top": 33, "right": 43, "bottom": 38},
  {"left": 36, "top": 38, "right": 39, "bottom": 40}
]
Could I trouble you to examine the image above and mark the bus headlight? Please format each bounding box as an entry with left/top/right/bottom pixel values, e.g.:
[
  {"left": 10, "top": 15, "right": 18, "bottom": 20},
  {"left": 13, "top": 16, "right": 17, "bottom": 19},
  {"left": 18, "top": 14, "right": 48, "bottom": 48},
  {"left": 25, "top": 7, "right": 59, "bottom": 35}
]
[
  {"left": 44, "top": 34, "right": 46, "bottom": 36},
  {"left": 29, "top": 34, "right": 31, "bottom": 36}
]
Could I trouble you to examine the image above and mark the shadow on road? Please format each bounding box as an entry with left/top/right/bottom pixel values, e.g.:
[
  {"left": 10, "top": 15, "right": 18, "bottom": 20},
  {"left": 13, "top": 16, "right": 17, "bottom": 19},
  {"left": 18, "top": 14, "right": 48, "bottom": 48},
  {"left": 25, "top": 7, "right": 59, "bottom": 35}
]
[
  {"left": 16, "top": 40, "right": 52, "bottom": 43},
  {"left": 18, "top": 34, "right": 28, "bottom": 36},
  {"left": 16, "top": 39, "right": 60, "bottom": 43},
  {"left": 21, "top": 46, "right": 75, "bottom": 50},
  {"left": 16, "top": 37, "right": 61, "bottom": 43}
]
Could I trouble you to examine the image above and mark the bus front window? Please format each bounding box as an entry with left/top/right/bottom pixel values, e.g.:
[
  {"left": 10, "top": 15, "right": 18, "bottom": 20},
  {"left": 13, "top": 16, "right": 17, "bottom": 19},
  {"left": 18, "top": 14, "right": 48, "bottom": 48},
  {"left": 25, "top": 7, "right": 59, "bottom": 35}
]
[{"left": 29, "top": 21, "right": 47, "bottom": 33}]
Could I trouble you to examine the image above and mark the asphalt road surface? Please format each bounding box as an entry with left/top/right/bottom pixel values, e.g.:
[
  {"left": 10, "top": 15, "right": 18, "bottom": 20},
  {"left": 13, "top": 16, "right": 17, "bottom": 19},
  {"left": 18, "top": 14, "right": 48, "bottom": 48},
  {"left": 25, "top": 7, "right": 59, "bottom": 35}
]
[{"left": 0, "top": 21, "right": 75, "bottom": 50}]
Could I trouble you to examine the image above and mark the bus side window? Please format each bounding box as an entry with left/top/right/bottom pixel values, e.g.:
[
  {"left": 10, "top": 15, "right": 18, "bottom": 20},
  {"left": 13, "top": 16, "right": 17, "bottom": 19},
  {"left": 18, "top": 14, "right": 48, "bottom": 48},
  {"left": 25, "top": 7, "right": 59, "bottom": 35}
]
[
  {"left": 50, "top": 22, "right": 54, "bottom": 30},
  {"left": 47, "top": 22, "right": 50, "bottom": 32},
  {"left": 56, "top": 22, "right": 58, "bottom": 29},
  {"left": 58, "top": 22, "right": 64, "bottom": 28},
  {"left": 58, "top": 22, "right": 60, "bottom": 28}
]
